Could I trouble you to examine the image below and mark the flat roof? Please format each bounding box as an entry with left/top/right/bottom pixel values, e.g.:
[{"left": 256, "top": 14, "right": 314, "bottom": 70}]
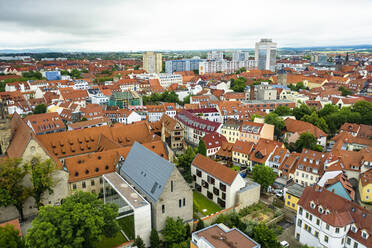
[
  {"left": 103, "top": 172, "right": 149, "bottom": 209},
  {"left": 286, "top": 183, "right": 305, "bottom": 198}
]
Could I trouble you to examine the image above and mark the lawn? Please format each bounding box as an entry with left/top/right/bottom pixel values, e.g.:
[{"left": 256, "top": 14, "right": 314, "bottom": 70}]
[
  {"left": 95, "top": 232, "right": 127, "bottom": 248},
  {"left": 239, "top": 202, "right": 277, "bottom": 224},
  {"left": 118, "top": 215, "right": 135, "bottom": 240},
  {"left": 193, "top": 191, "right": 222, "bottom": 216}
]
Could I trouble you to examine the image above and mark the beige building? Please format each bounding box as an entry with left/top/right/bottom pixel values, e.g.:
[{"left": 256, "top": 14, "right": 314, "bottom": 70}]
[
  {"left": 220, "top": 119, "right": 242, "bottom": 143},
  {"left": 143, "top": 51, "right": 162, "bottom": 73}
]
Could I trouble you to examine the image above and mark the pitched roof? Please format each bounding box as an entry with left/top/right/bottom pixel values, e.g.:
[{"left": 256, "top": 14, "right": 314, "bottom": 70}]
[
  {"left": 298, "top": 186, "right": 372, "bottom": 247},
  {"left": 192, "top": 154, "right": 238, "bottom": 185},
  {"left": 202, "top": 132, "right": 227, "bottom": 149},
  {"left": 119, "top": 142, "right": 174, "bottom": 202},
  {"left": 284, "top": 118, "right": 326, "bottom": 138},
  {"left": 24, "top": 112, "right": 65, "bottom": 134},
  {"left": 7, "top": 113, "right": 33, "bottom": 158}
]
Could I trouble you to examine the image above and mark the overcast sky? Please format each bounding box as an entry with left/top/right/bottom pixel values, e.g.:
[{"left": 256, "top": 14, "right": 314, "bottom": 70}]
[{"left": 0, "top": 0, "right": 371, "bottom": 51}]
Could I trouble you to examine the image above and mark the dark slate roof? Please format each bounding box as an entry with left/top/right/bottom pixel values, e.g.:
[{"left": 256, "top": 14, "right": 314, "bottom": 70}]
[{"left": 119, "top": 141, "right": 174, "bottom": 202}]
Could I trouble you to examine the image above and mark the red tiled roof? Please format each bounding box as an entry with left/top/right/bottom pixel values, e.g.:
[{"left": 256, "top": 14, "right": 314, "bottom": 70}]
[{"left": 192, "top": 154, "right": 238, "bottom": 185}]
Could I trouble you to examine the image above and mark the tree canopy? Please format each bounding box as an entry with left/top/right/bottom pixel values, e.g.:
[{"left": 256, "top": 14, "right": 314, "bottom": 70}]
[
  {"left": 230, "top": 77, "right": 246, "bottom": 92},
  {"left": 142, "top": 91, "right": 180, "bottom": 105},
  {"left": 338, "top": 86, "right": 353, "bottom": 96},
  {"left": 273, "top": 105, "right": 292, "bottom": 116},
  {"left": 292, "top": 132, "right": 322, "bottom": 152},
  {"left": 150, "top": 229, "right": 160, "bottom": 248},
  {"left": 175, "top": 146, "right": 196, "bottom": 183},
  {"left": 28, "top": 157, "right": 57, "bottom": 209},
  {"left": 251, "top": 223, "right": 281, "bottom": 248},
  {"left": 251, "top": 164, "right": 276, "bottom": 191},
  {"left": 197, "top": 139, "right": 207, "bottom": 156},
  {"left": 264, "top": 113, "right": 285, "bottom": 138},
  {"left": 288, "top": 82, "right": 308, "bottom": 92},
  {"left": 0, "top": 224, "right": 24, "bottom": 248},
  {"left": 25, "top": 191, "right": 119, "bottom": 248},
  {"left": 161, "top": 217, "right": 187, "bottom": 247},
  {"left": 33, "top": 104, "right": 47, "bottom": 114},
  {"left": 0, "top": 158, "right": 31, "bottom": 221}
]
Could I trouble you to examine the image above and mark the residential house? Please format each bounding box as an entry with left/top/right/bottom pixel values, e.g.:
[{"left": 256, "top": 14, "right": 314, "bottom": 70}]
[
  {"left": 220, "top": 119, "right": 242, "bottom": 143},
  {"left": 232, "top": 140, "right": 255, "bottom": 167},
  {"left": 284, "top": 183, "right": 305, "bottom": 211},
  {"left": 359, "top": 169, "right": 372, "bottom": 203},
  {"left": 239, "top": 121, "right": 274, "bottom": 144},
  {"left": 160, "top": 114, "right": 185, "bottom": 152},
  {"left": 284, "top": 118, "right": 327, "bottom": 148},
  {"left": 176, "top": 110, "right": 222, "bottom": 146},
  {"left": 191, "top": 224, "right": 261, "bottom": 248},
  {"left": 191, "top": 154, "right": 260, "bottom": 209},
  {"left": 24, "top": 112, "right": 65, "bottom": 135},
  {"left": 202, "top": 132, "right": 227, "bottom": 157},
  {"left": 295, "top": 185, "right": 372, "bottom": 248}
]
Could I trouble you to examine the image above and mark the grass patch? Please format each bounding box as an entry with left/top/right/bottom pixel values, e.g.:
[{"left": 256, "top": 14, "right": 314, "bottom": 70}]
[
  {"left": 193, "top": 191, "right": 222, "bottom": 216},
  {"left": 95, "top": 232, "right": 127, "bottom": 248},
  {"left": 232, "top": 165, "right": 240, "bottom": 172},
  {"left": 118, "top": 215, "right": 135, "bottom": 240}
]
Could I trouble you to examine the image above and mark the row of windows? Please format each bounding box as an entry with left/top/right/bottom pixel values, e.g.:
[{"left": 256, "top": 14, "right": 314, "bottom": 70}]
[
  {"left": 161, "top": 198, "right": 186, "bottom": 214},
  {"left": 72, "top": 178, "right": 103, "bottom": 189}
]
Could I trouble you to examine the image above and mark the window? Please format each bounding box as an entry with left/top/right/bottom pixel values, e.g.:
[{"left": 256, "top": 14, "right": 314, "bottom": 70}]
[
  {"left": 316, "top": 219, "right": 320, "bottom": 225},
  {"left": 324, "top": 235, "right": 328, "bottom": 243},
  {"left": 288, "top": 195, "right": 291, "bottom": 199},
  {"left": 196, "top": 169, "right": 202, "bottom": 177},
  {"left": 179, "top": 199, "right": 182, "bottom": 208},
  {"left": 162, "top": 204, "right": 165, "bottom": 214},
  {"left": 171, "top": 181, "right": 173, "bottom": 192},
  {"left": 362, "top": 231, "right": 368, "bottom": 239},
  {"left": 82, "top": 182, "right": 86, "bottom": 188},
  {"left": 315, "top": 231, "right": 319, "bottom": 238},
  {"left": 207, "top": 191, "right": 213, "bottom": 200},
  {"left": 347, "top": 238, "right": 351, "bottom": 245},
  {"left": 297, "top": 219, "right": 302, "bottom": 227},
  {"left": 354, "top": 242, "right": 358, "bottom": 248},
  {"left": 287, "top": 201, "right": 290, "bottom": 206},
  {"left": 73, "top": 184, "right": 76, "bottom": 190},
  {"left": 219, "top": 183, "right": 226, "bottom": 192},
  {"left": 335, "top": 227, "right": 339, "bottom": 233},
  {"left": 99, "top": 177, "right": 103, "bottom": 184},
  {"left": 183, "top": 198, "right": 185, "bottom": 206},
  {"left": 91, "top": 180, "right": 95, "bottom": 186},
  {"left": 351, "top": 225, "right": 357, "bottom": 233},
  {"left": 299, "top": 207, "right": 303, "bottom": 215},
  {"left": 326, "top": 224, "right": 330, "bottom": 230},
  {"left": 304, "top": 224, "right": 311, "bottom": 233}
]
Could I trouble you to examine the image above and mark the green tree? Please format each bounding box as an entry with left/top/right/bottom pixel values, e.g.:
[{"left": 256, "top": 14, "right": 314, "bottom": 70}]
[
  {"left": 274, "top": 105, "right": 292, "bottom": 116},
  {"left": 195, "top": 219, "right": 205, "bottom": 231},
  {"left": 150, "top": 229, "right": 160, "bottom": 248},
  {"left": 22, "top": 71, "right": 42, "bottom": 80},
  {"left": 252, "top": 223, "right": 280, "bottom": 248},
  {"left": 338, "top": 86, "right": 353, "bottom": 96},
  {"left": 352, "top": 100, "right": 372, "bottom": 124},
  {"left": 0, "top": 158, "right": 31, "bottom": 221},
  {"left": 175, "top": 147, "right": 196, "bottom": 183},
  {"left": 231, "top": 77, "right": 246, "bottom": 92},
  {"left": 133, "top": 236, "right": 145, "bottom": 248},
  {"left": 28, "top": 158, "right": 57, "bottom": 209},
  {"left": 25, "top": 191, "right": 119, "bottom": 248},
  {"left": 162, "top": 217, "right": 187, "bottom": 246},
  {"left": 264, "top": 113, "right": 285, "bottom": 138},
  {"left": 134, "top": 65, "right": 140, "bottom": 70},
  {"left": 301, "top": 111, "right": 328, "bottom": 133},
  {"left": 251, "top": 164, "right": 276, "bottom": 192},
  {"left": 0, "top": 224, "right": 24, "bottom": 248},
  {"left": 293, "top": 104, "right": 312, "bottom": 120},
  {"left": 289, "top": 82, "right": 308, "bottom": 92},
  {"left": 197, "top": 139, "right": 207, "bottom": 156},
  {"left": 182, "top": 95, "right": 191, "bottom": 105},
  {"left": 294, "top": 132, "right": 322, "bottom": 152},
  {"left": 33, "top": 104, "right": 47, "bottom": 114},
  {"left": 318, "top": 104, "right": 338, "bottom": 118}
]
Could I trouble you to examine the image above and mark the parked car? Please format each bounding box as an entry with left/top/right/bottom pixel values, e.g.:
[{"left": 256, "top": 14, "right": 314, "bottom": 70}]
[
  {"left": 280, "top": 240, "right": 289, "bottom": 247},
  {"left": 276, "top": 191, "right": 283, "bottom": 198}
]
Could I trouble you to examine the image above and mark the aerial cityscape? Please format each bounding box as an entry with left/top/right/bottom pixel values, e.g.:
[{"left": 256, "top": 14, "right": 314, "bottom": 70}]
[{"left": 0, "top": 1, "right": 372, "bottom": 248}]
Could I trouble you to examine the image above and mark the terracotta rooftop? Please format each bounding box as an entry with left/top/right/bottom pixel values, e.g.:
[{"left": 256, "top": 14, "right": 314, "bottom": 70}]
[{"left": 192, "top": 154, "right": 238, "bottom": 185}]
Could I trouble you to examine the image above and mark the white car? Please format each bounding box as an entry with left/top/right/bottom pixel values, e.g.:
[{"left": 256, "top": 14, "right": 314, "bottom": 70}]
[{"left": 280, "top": 240, "right": 289, "bottom": 247}]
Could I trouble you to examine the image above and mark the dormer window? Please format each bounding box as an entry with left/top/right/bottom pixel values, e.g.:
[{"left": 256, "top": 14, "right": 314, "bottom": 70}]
[
  {"left": 361, "top": 230, "right": 368, "bottom": 239},
  {"left": 351, "top": 225, "right": 357, "bottom": 233},
  {"left": 318, "top": 206, "right": 324, "bottom": 214},
  {"left": 310, "top": 201, "right": 316, "bottom": 209},
  {"left": 325, "top": 209, "right": 330, "bottom": 215}
]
